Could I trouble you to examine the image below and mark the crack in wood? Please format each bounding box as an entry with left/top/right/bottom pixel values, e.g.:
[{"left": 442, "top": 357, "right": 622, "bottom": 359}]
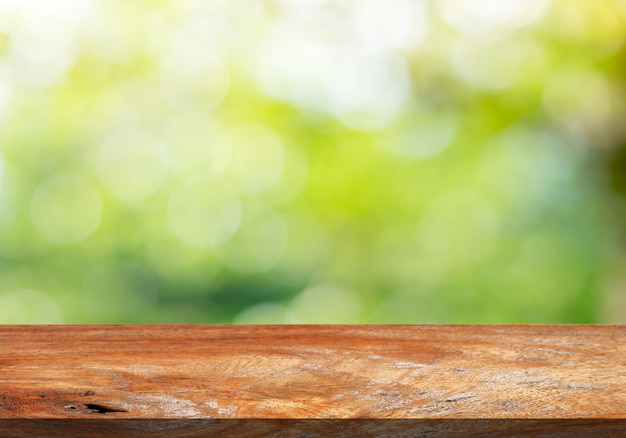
[{"left": 84, "top": 404, "right": 128, "bottom": 414}]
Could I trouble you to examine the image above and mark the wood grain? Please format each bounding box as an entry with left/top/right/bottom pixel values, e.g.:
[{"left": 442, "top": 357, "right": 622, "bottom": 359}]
[{"left": 0, "top": 325, "right": 625, "bottom": 436}]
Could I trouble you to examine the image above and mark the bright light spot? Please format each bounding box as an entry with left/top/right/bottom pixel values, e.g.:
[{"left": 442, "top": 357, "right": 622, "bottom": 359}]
[
  {"left": 0, "top": 289, "right": 63, "bottom": 323},
  {"left": 5, "top": 0, "right": 97, "bottom": 87},
  {"left": 9, "top": 19, "right": 77, "bottom": 87},
  {"left": 85, "top": 6, "right": 137, "bottom": 65},
  {"left": 167, "top": 179, "right": 241, "bottom": 248},
  {"left": 328, "top": 52, "right": 411, "bottom": 130},
  {"left": 255, "top": 13, "right": 411, "bottom": 130},
  {"left": 438, "top": 0, "right": 551, "bottom": 35},
  {"left": 0, "top": 0, "right": 19, "bottom": 10},
  {"left": 234, "top": 303, "right": 298, "bottom": 324},
  {"left": 219, "top": 206, "right": 288, "bottom": 274},
  {"left": 16, "top": 0, "right": 98, "bottom": 21},
  {"left": 387, "top": 111, "right": 458, "bottom": 159},
  {"left": 278, "top": 0, "right": 330, "bottom": 15},
  {"left": 290, "top": 284, "right": 364, "bottom": 323},
  {"left": 163, "top": 112, "right": 232, "bottom": 181},
  {"left": 255, "top": 19, "right": 333, "bottom": 112},
  {"left": 97, "top": 128, "right": 170, "bottom": 204},
  {"left": 159, "top": 19, "right": 230, "bottom": 109},
  {"left": 227, "top": 124, "right": 285, "bottom": 196},
  {"left": 452, "top": 38, "right": 540, "bottom": 90},
  {"left": 30, "top": 173, "right": 102, "bottom": 244},
  {"left": 351, "top": 0, "right": 429, "bottom": 53}
]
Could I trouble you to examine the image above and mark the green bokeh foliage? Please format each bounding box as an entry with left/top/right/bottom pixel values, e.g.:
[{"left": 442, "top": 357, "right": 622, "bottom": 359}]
[{"left": 0, "top": 0, "right": 623, "bottom": 323}]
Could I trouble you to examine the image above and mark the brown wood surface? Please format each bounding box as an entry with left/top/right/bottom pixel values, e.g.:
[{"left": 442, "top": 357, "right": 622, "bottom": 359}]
[{"left": 0, "top": 325, "right": 625, "bottom": 437}]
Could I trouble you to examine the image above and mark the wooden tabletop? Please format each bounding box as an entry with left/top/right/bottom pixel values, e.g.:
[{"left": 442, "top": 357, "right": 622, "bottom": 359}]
[{"left": 0, "top": 325, "right": 625, "bottom": 437}]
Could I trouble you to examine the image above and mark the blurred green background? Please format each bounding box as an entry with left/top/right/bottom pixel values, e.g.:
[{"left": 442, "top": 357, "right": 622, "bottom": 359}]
[{"left": 0, "top": 0, "right": 624, "bottom": 323}]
